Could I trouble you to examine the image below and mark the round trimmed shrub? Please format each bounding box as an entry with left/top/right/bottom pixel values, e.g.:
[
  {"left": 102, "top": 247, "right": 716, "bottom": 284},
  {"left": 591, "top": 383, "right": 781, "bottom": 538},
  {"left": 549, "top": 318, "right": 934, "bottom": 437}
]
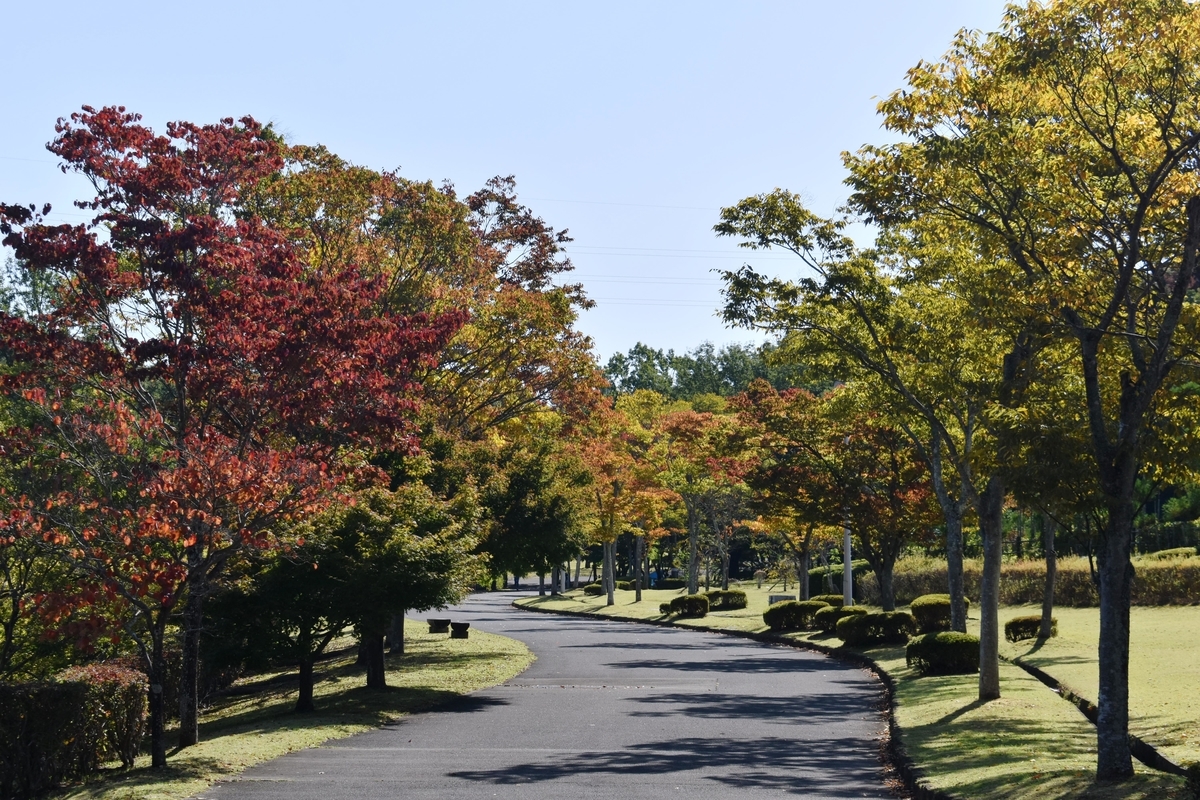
[
  {"left": 809, "top": 594, "right": 846, "bottom": 608},
  {"left": 909, "top": 594, "right": 971, "bottom": 633},
  {"left": 1004, "top": 615, "right": 1057, "bottom": 643},
  {"left": 814, "top": 604, "right": 867, "bottom": 633},
  {"left": 763, "top": 600, "right": 829, "bottom": 631},
  {"left": 659, "top": 602, "right": 672, "bottom": 614},
  {"left": 835, "top": 611, "right": 917, "bottom": 647},
  {"left": 906, "top": 632, "right": 980, "bottom": 676},
  {"left": 665, "top": 594, "right": 709, "bottom": 618},
  {"left": 582, "top": 583, "right": 605, "bottom": 596},
  {"left": 704, "top": 589, "right": 748, "bottom": 611},
  {"left": 615, "top": 580, "right": 633, "bottom": 591}
]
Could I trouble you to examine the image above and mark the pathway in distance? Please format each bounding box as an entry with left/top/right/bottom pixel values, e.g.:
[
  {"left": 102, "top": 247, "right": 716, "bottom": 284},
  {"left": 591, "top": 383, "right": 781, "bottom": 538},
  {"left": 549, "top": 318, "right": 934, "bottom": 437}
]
[{"left": 207, "top": 591, "right": 889, "bottom": 799}]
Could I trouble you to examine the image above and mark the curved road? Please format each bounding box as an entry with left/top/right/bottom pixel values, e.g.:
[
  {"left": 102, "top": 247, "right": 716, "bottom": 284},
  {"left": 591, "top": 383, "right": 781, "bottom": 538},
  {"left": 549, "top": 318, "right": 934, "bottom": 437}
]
[{"left": 208, "top": 592, "right": 889, "bottom": 799}]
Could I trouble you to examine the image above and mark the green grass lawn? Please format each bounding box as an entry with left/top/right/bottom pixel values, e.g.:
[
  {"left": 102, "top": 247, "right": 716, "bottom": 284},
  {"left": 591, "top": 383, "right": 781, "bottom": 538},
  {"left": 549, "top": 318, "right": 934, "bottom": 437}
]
[
  {"left": 52, "top": 624, "right": 534, "bottom": 800},
  {"left": 992, "top": 605, "right": 1200, "bottom": 767},
  {"left": 518, "top": 585, "right": 1187, "bottom": 799}
]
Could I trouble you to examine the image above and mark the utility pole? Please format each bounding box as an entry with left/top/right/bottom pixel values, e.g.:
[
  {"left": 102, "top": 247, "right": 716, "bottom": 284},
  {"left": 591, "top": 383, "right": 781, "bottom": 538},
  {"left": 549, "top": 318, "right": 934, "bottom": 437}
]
[{"left": 843, "top": 434, "right": 853, "bottom": 607}]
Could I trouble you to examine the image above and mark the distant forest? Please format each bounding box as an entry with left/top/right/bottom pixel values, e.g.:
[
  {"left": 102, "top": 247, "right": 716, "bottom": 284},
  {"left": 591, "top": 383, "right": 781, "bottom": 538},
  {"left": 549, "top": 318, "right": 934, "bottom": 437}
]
[{"left": 602, "top": 341, "right": 817, "bottom": 400}]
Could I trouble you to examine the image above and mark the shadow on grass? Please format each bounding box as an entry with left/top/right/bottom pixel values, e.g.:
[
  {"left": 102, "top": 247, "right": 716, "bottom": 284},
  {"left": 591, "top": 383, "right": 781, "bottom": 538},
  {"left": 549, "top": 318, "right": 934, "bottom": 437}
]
[{"left": 448, "top": 735, "right": 887, "bottom": 797}]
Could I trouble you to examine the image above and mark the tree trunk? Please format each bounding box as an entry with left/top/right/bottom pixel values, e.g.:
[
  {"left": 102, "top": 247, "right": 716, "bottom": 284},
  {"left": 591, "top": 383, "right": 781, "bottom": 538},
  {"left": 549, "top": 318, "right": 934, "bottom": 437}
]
[
  {"left": 876, "top": 565, "right": 896, "bottom": 612},
  {"left": 1041, "top": 517, "right": 1057, "bottom": 639},
  {"left": 721, "top": 538, "right": 730, "bottom": 591},
  {"left": 1096, "top": 497, "right": 1136, "bottom": 780},
  {"left": 296, "top": 660, "right": 315, "bottom": 713},
  {"left": 604, "top": 540, "right": 616, "bottom": 606},
  {"left": 364, "top": 634, "right": 387, "bottom": 690},
  {"left": 978, "top": 474, "right": 1004, "bottom": 701},
  {"left": 551, "top": 565, "right": 560, "bottom": 595},
  {"left": 574, "top": 558, "right": 581, "bottom": 589},
  {"left": 634, "top": 535, "right": 644, "bottom": 602},
  {"left": 687, "top": 501, "right": 700, "bottom": 595},
  {"left": 842, "top": 522, "right": 853, "bottom": 607},
  {"left": 147, "top": 634, "right": 168, "bottom": 768},
  {"left": 389, "top": 613, "right": 405, "bottom": 655},
  {"left": 538, "top": 572, "right": 546, "bottom": 596},
  {"left": 945, "top": 509, "right": 968, "bottom": 632},
  {"left": 178, "top": 590, "right": 203, "bottom": 748}
]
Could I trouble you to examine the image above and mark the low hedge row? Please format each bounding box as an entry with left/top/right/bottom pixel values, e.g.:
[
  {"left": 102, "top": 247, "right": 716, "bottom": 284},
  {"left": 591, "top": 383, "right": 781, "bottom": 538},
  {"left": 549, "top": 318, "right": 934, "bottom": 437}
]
[
  {"left": 659, "top": 594, "right": 709, "bottom": 618},
  {"left": 906, "top": 632, "right": 980, "bottom": 676},
  {"left": 0, "top": 665, "right": 147, "bottom": 800},
  {"left": 835, "top": 611, "right": 917, "bottom": 647},
  {"left": 703, "top": 589, "right": 748, "bottom": 611},
  {"left": 809, "top": 594, "right": 846, "bottom": 608},
  {"left": 763, "top": 600, "right": 829, "bottom": 631},
  {"left": 656, "top": 578, "right": 688, "bottom": 590},
  {"left": 909, "top": 594, "right": 971, "bottom": 633},
  {"left": 582, "top": 583, "right": 605, "bottom": 596},
  {"left": 857, "top": 554, "right": 1200, "bottom": 607},
  {"left": 814, "top": 605, "right": 867, "bottom": 633},
  {"left": 1004, "top": 614, "right": 1057, "bottom": 642}
]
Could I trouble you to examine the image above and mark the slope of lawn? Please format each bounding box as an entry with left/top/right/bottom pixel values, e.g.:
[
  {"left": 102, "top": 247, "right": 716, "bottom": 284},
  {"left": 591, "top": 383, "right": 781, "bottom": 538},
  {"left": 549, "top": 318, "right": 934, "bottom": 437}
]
[
  {"left": 993, "top": 605, "right": 1200, "bottom": 767},
  {"left": 52, "top": 624, "right": 534, "bottom": 800},
  {"left": 518, "top": 585, "right": 1186, "bottom": 799}
]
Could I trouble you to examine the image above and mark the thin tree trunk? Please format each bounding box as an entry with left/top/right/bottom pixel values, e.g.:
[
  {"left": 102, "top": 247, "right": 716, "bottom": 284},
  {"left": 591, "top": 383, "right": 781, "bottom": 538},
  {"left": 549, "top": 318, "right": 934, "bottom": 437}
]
[
  {"left": 574, "top": 558, "right": 581, "bottom": 589},
  {"left": 389, "top": 613, "right": 405, "bottom": 655},
  {"left": 634, "top": 535, "right": 644, "bottom": 602},
  {"left": 148, "top": 633, "right": 168, "bottom": 768},
  {"left": 978, "top": 474, "right": 1004, "bottom": 701},
  {"left": 1041, "top": 517, "right": 1057, "bottom": 639},
  {"left": 364, "top": 634, "right": 387, "bottom": 690},
  {"left": 604, "top": 540, "right": 616, "bottom": 606},
  {"left": 296, "top": 660, "right": 315, "bottom": 713},
  {"left": 876, "top": 565, "right": 896, "bottom": 612},
  {"left": 687, "top": 500, "right": 700, "bottom": 595},
  {"left": 538, "top": 573, "right": 546, "bottom": 596},
  {"left": 945, "top": 509, "right": 968, "bottom": 632},
  {"left": 178, "top": 590, "right": 203, "bottom": 748},
  {"left": 1096, "top": 497, "right": 1136, "bottom": 779}
]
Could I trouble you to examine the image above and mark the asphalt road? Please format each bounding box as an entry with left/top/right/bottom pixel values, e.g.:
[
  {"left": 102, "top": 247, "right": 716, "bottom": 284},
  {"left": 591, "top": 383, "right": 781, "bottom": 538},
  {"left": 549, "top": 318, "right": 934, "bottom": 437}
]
[{"left": 206, "top": 592, "right": 889, "bottom": 799}]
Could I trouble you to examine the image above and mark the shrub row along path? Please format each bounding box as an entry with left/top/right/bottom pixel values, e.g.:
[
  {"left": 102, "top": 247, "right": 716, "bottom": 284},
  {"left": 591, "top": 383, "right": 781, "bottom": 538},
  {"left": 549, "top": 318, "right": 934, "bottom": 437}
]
[{"left": 205, "top": 591, "right": 889, "bottom": 799}]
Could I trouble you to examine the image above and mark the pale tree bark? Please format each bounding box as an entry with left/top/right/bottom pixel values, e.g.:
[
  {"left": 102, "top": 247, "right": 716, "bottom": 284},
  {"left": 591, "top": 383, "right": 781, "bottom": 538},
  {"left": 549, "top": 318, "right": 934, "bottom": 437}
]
[
  {"left": 978, "top": 474, "right": 1004, "bottom": 700},
  {"left": 1041, "top": 517, "right": 1056, "bottom": 639}
]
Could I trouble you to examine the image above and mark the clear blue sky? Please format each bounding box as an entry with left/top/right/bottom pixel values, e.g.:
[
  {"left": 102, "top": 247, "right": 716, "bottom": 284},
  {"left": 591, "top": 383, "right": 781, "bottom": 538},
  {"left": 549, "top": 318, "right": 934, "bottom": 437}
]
[{"left": 3, "top": 1, "right": 1009, "bottom": 362}]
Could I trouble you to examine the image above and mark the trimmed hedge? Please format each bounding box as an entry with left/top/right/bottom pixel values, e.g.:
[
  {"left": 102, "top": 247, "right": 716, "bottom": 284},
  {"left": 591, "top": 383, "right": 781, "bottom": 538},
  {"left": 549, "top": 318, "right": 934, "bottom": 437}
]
[
  {"left": 809, "top": 594, "right": 846, "bottom": 608},
  {"left": 857, "top": 554, "right": 1200, "bottom": 607},
  {"left": 656, "top": 577, "right": 688, "bottom": 590},
  {"left": 0, "top": 665, "right": 147, "bottom": 800},
  {"left": 835, "top": 611, "right": 917, "bottom": 647},
  {"left": 814, "top": 605, "right": 867, "bottom": 633},
  {"left": 662, "top": 594, "right": 709, "bottom": 618},
  {"left": 1004, "top": 614, "right": 1057, "bottom": 643},
  {"left": 762, "top": 600, "right": 829, "bottom": 631},
  {"left": 615, "top": 580, "right": 633, "bottom": 591},
  {"left": 909, "top": 594, "right": 971, "bottom": 634},
  {"left": 906, "top": 632, "right": 980, "bottom": 676},
  {"left": 582, "top": 583, "right": 605, "bottom": 596},
  {"left": 703, "top": 589, "right": 748, "bottom": 611}
]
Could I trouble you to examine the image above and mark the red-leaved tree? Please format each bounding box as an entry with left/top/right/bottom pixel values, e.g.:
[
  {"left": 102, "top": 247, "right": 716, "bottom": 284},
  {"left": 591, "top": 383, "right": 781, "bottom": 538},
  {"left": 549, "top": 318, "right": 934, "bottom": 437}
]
[{"left": 0, "top": 107, "right": 463, "bottom": 765}]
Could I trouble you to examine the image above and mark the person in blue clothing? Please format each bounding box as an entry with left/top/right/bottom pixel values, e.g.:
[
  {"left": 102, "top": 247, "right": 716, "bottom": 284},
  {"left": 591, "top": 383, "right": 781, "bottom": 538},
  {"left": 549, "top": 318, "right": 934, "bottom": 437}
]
[{"left": 649, "top": 568, "right": 659, "bottom": 588}]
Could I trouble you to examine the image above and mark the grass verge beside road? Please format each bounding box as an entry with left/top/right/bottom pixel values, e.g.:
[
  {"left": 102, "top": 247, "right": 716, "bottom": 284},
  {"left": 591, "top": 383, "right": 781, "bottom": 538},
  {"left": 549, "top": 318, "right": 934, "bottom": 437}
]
[
  {"left": 518, "top": 586, "right": 1185, "bottom": 799},
  {"left": 52, "top": 625, "right": 534, "bottom": 800}
]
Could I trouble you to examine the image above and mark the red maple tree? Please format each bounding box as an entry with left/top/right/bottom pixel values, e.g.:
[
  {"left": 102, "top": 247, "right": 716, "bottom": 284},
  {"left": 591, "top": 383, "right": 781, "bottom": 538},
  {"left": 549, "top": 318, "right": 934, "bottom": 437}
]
[{"left": 0, "top": 107, "right": 463, "bottom": 764}]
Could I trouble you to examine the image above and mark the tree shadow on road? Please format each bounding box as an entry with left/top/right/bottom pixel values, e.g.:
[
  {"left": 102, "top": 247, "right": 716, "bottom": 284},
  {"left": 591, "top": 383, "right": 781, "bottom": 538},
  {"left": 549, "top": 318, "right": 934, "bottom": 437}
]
[{"left": 447, "top": 735, "right": 887, "bottom": 797}]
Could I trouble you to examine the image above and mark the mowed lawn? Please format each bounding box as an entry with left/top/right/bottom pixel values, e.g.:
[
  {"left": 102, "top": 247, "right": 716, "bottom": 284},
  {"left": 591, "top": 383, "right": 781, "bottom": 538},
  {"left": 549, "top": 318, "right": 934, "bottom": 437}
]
[
  {"left": 519, "top": 585, "right": 1188, "bottom": 799},
  {"left": 992, "top": 605, "right": 1200, "bottom": 766}
]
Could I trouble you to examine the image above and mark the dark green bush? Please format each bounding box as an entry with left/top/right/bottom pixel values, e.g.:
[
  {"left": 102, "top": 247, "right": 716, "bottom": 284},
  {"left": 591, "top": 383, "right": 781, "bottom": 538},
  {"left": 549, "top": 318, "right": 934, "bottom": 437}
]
[
  {"left": 906, "top": 632, "right": 980, "bottom": 676},
  {"left": 0, "top": 666, "right": 147, "bottom": 800},
  {"left": 814, "top": 604, "right": 867, "bottom": 633},
  {"left": 615, "top": 580, "right": 633, "bottom": 591},
  {"left": 809, "top": 594, "right": 845, "bottom": 608},
  {"left": 1139, "top": 547, "right": 1197, "bottom": 561},
  {"left": 762, "top": 600, "right": 829, "bottom": 631},
  {"left": 909, "top": 594, "right": 971, "bottom": 633},
  {"left": 658, "top": 602, "right": 672, "bottom": 614},
  {"left": 704, "top": 589, "right": 748, "bottom": 610},
  {"left": 1004, "top": 615, "right": 1057, "bottom": 643},
  {"left": 582, "top": 583, "right": 605, "bottom": 596},
  {"left": 656, "top": 577, "right": 688, "bottom": 590},
  {"left": 808, "top": 560, "right": 869, "bottom": 595},
  {"left": 835, "top": 611, "right": 917, "bottom": 647},
  {"left": 665, "top": 594, "right": 709, "bottom": 618}
]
